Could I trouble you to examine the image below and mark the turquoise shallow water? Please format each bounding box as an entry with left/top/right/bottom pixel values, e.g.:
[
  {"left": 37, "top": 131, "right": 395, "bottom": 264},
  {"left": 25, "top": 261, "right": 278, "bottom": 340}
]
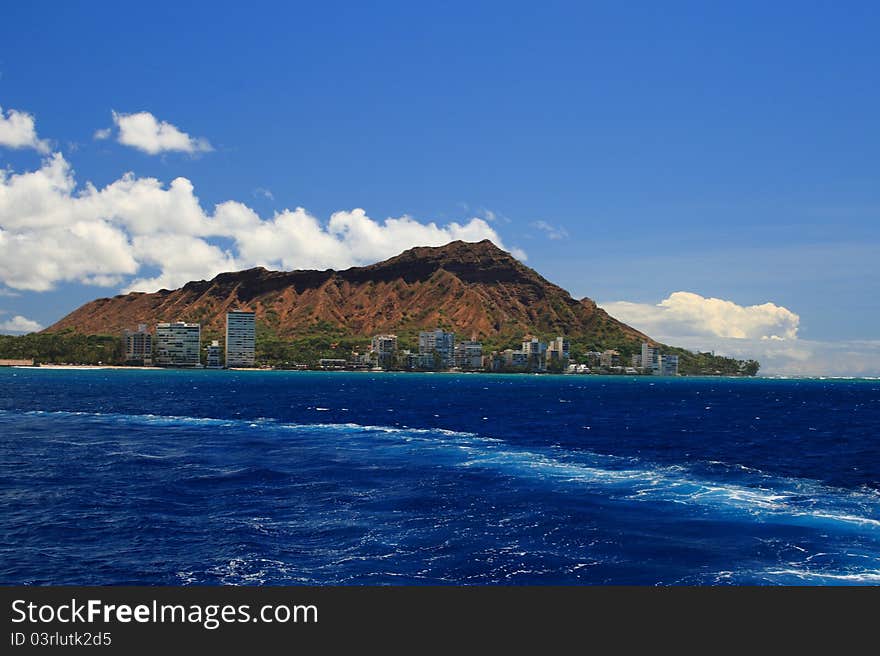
[{"left": 1, "top": 369, "right": 879, "bottom": 584}]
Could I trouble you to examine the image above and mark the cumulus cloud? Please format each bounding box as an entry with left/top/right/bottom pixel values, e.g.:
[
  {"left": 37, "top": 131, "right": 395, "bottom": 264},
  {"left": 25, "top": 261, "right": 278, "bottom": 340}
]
[
  {"left": 0, "top": 314, "right": 43, "bottom": 333},
  {"left": 601, "top": 291, "right": 800, "bottom": 341},
  {"left": 0, "top": 106, "right": 50, "bottom": 153},
  {"left": 103, "top": 111, "right": 213, "bottom": 155},
  {"left": 531, "top": 220, "right": 568, "bottom": 240},
  {"left": 662, "top": 334, "right": 880, "bottom": 378},
  {"left": 0, "top": 152, "right": 520, "bottom": 293},
  {"left": 599, "top": 292, "right": 880, "bottom": 376},
  {"left": 127, "top": 233, "right": 238, "bottom": 292}
]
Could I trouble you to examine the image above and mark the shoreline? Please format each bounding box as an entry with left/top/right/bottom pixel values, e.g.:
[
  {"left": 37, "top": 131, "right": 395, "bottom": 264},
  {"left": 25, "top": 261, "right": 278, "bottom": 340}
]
[{"left": 2, "top": 365, "right": 877, "bottom": 380}]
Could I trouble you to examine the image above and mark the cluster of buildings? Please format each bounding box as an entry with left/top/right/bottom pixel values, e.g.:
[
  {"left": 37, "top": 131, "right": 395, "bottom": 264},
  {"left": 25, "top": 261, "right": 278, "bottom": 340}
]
[
  {"left": 486, "top": 336, "right": 570, "bottom": 372},
  {"left": 123, "top": 310, "right": 256, "bottom": 369},
  {"left": 565, "top": 343, "right": 679, "bottom": 376},
  {"left": 335, "top": 330, "right": 680, "bottom": 376},
  {"left": 633, "top": 343, "right": 680, "bottom": 376},
  {"left": 121, "top": 313, "right": 680, "bottom": 376},
  {"left": 341, "top": 329, "right": 481, "bottom": 371}
]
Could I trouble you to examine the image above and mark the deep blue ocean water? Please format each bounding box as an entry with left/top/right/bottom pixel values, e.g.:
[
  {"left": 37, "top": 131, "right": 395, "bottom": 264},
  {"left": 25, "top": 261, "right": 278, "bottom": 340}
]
[{"left": 1, "top": 368, "right": 879, "bottom": 585}]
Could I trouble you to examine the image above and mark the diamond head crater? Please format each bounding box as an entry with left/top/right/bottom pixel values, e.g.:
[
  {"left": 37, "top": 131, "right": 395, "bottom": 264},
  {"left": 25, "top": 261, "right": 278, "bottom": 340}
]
[{"left": 0, "top": 240, "right": 759, "bottom": 375}]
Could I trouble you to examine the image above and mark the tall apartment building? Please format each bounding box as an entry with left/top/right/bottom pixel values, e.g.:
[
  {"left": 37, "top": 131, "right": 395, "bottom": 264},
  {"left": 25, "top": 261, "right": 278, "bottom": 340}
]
[
  {"left": 641, "top": 342, "right": 679, "bottom": 375},
  {"left": 454, "top": 341, "right": 483, "bottom": 370},
  {"left": 641, "top": 343, "right": 660, "bottom": 373},
  {"left": 502, "top": 349, "right": 529, "bottom": 369},
  {"left": 123, "top": 324, "right": 152, "bottom": 365},
  {"left": 154, "top": 322, "right": 201, "bottom": 367},
  {"left": 371, "top": 334, "right": 398, "bottom": 369},
  {"left": 418, "top": 329, "right": 455, "bottom": 369},
  {"left": 522, "top": 337, "right": 548, "bottom": 371},
  {"left": 226, "top": 310, "right": 256, "bottom": 368},
  {"left": 547, "top": 336, "right": 570, "bottom": 364},
  {"left": 206, "top": 340, "right": 222, "bottom": 368},
  {"left": 659, "top": 354, "right": 679, "bottom": 376}
]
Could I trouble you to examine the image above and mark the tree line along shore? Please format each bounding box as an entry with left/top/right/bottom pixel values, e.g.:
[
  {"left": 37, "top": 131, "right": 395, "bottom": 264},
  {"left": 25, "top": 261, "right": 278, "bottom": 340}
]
[{"left": 0, "top": 330, "right": 760, "bottom": 376}]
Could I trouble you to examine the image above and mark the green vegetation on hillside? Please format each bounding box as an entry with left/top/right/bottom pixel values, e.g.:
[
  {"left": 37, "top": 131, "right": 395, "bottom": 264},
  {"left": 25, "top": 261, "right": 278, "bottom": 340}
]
[
  {"left": 0, "top": 325, "right": 759, "bottom": 375},
  {"left": 665, "top": 347, "right": 760, "bottom": 376}
]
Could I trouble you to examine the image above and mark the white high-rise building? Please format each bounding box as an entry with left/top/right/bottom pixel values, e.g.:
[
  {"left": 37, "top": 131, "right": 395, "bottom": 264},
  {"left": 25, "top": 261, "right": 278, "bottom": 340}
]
[
  {"left": 226, "top": 310, "right": 256, "bottom": 368},
  {"left": 547, "top": 336, "right": 570, "bottom": 364},
  {"left": 154, "top": 322, "right": 201, "bottom": 367},
  {"left": 371, "top": 334, "right": 398, "bottom": 369},
  {"left": 418, "top": 329, "right": 455, "bottom": 369},
  {"left": 522, "top": 337, "right": 548, "bottom": 370},
  {"left": 641, "top": 342, "right": 660, "bottom": 373}
]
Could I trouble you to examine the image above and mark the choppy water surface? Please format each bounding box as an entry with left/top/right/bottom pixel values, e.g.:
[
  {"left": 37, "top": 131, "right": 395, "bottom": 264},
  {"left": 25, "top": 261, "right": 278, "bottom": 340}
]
[{"left": 1, "top": 369, "right": 878, "bottom": 584}]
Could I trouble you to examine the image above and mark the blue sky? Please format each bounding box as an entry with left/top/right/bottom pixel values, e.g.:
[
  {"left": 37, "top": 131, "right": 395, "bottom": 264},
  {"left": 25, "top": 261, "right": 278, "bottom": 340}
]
[{"left": 1, "top": 1, "right": 878, "bottom": 374}]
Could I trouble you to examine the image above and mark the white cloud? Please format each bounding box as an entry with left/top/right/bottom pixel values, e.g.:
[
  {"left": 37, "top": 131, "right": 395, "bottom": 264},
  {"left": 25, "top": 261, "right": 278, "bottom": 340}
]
[
  {"left": 0, "top": 106, "right": 50, "bottom": 153},
  {"left": 530, "top": 220, "right": 568, "bottom": 240},
  {"left": 0, "top": 314, "right": 43, "bottom": 333},
  {"left": 601, "top": 291, "right": 800, "bottom": 341},
  {"left": 0, "top": 152, "right": 520, "bottom": 294},
  {"left": 126, "top": 233, "right": 237, "bottom": 292},
  {"left": 599, "top": 292, "right": 880, "bottom": 376},
  {"left": 93, "top": 127, "right": 112, "bottom": 140},
  {"left": 509, "top": 246, "right": 528, "bottom": 261},
  {"left": 108, "top": 111, "right": 213, "bottom": 155},
  {"left": 253, "top": 187, "right": 274, "bottom": 201},
  {"left": 662, "top": 334, "right": 880, "bottom": 378}
]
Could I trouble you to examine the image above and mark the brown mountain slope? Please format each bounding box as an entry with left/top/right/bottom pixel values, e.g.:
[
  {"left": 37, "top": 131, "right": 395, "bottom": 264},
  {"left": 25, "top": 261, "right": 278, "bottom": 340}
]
[{"left": 44, "top": 240, "right": 653, "bottom": 348}]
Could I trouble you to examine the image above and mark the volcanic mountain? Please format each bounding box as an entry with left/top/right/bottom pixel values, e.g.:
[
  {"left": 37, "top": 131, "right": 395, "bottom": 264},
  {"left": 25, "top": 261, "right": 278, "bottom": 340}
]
[{"left": 45, "top": 240, "right": 652, "bottom": 349}]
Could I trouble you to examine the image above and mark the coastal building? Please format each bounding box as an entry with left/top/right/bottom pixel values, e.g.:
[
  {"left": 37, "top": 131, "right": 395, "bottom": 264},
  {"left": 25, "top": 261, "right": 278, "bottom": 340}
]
[
  {"left": 123, "top": 324, "right": 153, "bottom": 365},
  {"left": 318, "top": 358, "right": 347, "bottom": 369},
  {"left": 522, "top": 337, "right": 548, "bottom": 371},
  {"left": 226, "top": 310, "right": 256, "bottom": 368},
  {"left": 641, "top": 343, "right": 660, "bottom": 374},
  {"left": 599, "top": 349, "right": 620, "bottom": 368},
  {"left": 454, "top": 341, "right": 483, "bottom": 370},
  {"left": 659, "top": 354, "right": 679, "bottom": 376},
  {"left": 503, "top": 348, "right": 530, "bottom": 369},
  {"left": 419, "top": 329, "right": 455, "bottom": 369},
  {"left": 546, "top": 335, "right": 571, "bottom": 371},
  {"left": 206, "top": 340, "right": 222, "bottom": 368},
  {"left": 349, "top": 351, "right": 372, "bottom": 369},
  {"left": 400, "top": 350, "right": 417, "bottom": 369},
  {"left": 371, "top": 334, "right": 398, "bottom": 369},
  {"left": 631, "top": 353, "right": 642, "bottom": 368},
  {"left": 547, "top": 336, "right": 570, "bottom": 367},
  {"left": 584, "top": 351, "right": 603, "bottom": 368},
  {"left": 639, "top": 342, "right": 679, "bottom": 376},
  {"left": 154, "top": 322, "right": 201, "bottom": 367}
]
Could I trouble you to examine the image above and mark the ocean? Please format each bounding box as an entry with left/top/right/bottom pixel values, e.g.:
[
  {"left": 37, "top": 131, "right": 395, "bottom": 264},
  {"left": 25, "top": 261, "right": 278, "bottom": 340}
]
[{"left": 1, "top": 368, "right": 879, "bottom": 585}]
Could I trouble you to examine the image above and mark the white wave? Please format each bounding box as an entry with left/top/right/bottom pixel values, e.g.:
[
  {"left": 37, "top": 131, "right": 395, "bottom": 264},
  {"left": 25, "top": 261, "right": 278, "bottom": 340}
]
[
  {"left": 763, "top": 568, "right": 880, "bottom": 583},
  {"left": 6, "top": 406, "right": 880, "bottom": 533}
]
